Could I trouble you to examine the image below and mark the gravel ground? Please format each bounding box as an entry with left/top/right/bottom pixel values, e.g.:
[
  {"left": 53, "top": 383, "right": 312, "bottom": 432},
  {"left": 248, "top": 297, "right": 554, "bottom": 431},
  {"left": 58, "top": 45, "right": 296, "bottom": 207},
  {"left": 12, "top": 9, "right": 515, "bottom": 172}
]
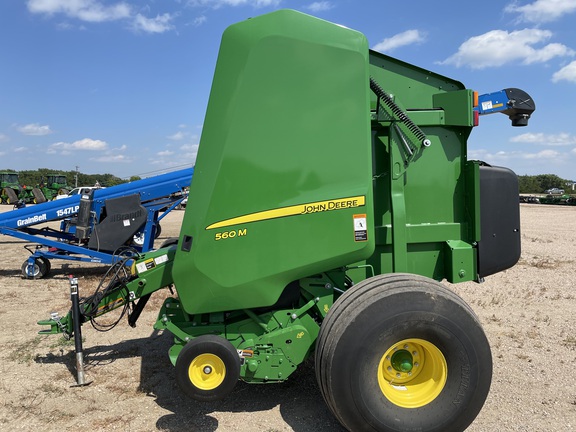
[{"left": 0, "top": 203, "right": 574, "bottom": 431}]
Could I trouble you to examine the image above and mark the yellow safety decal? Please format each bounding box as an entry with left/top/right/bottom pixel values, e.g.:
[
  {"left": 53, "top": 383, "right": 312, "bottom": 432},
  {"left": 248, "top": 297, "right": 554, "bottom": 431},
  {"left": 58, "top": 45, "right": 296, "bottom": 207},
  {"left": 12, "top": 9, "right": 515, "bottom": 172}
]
[
  {"left": 354, "top": 213, "right": 368, "bottom": 242},
  {"left": 134, "top": 254, "right": 168, "bottom": 273},
  {"left": 136, "top": 258, "right": 156, "bottom": 274},
  {"left": 206, "top": 195, "right": 365, "bottom": 230}
]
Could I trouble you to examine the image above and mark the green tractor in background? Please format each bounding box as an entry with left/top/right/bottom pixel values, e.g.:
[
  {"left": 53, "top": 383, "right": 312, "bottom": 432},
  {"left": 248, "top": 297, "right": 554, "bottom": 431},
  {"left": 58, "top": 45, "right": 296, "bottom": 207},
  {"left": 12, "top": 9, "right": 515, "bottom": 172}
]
[
  {"left": 0, "top": 172, "right": 21, "bottom": 204},
  {"left": 0, "top": 171, "right": 67, "bottom": 205},
  {"left": 0, "top": 172, "right": 44, "bottom": 205},
  {"left": 37, "top": 173, "right": 70, "bottom": 201},
  {"left": 19, "top": 184, "right": 40, "bottom": 204}
]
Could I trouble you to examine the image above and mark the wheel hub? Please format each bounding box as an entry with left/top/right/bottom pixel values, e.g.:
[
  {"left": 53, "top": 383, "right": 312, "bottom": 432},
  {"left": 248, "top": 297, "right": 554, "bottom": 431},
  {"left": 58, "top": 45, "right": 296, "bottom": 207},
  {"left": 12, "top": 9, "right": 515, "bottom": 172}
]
[
  {"left": 188, "top": 353, "right": 226, "bottom": 390},
  {"left": 391, "top": 349, "right": 413, "bottom": 373},
  {"left": 378, "top": 338, "right": 447, "bottom": 408}
]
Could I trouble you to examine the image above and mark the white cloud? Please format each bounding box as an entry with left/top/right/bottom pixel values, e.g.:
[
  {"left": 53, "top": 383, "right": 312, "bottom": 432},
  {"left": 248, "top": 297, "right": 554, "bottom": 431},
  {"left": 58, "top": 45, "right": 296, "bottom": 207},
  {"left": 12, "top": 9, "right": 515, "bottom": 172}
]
[
  {"left": 158, "top": 150, "right": 175, "bottom": 156},
  {"left": 505, "top": 0, "right": 576, "bottom": 23},
  {"left": 191, "top": 15, "right": 207, "bottom": 26},
  {"left": 372, "top": 30, "right": 425, "bottom": 53},
  {"left": 28, "top": 0, "right": 176, "bottom": 33},
  {"left": 132, "top": 13, "right": 176, "bottom": 33},
  {"left": 167, "top": 131, "right": 186, "bottom": 141},
  {"left": 471, "top": 146, "right": 575, "bottom": 178},
  {"left": 510, "top": 132, "right": 576, "bottom": 145},
  {"left": 186, "top": 0, "right": 281, "bottom": 8},
  {"left": 14, "top": 147, "right": 28, "bottom": 153},
  {"left": 440, "top": 28, "right": 574, "bottom": 69},
  {"left": 0, "top": 133, "right": 9, "bottom": 142},
  {"left": 469, "top": 148, "right": 561, "bottom": 161},
  {"left": 167, "top": 128, "right": 201, "bottom": 144},
  {"left": 468, "top": 148, "right": 505, "bottom": 161},
  {"left": 150, "top": 137, "right": 199, "bottom": 168},
  {"left": 56, "top": 22, "right": 78, "bottom": 30},
  {"left": 523, "top": 149, "right": 560, "bottom": 159},
  {"left": 50, "top": 138, "right": 108, "bottom": 151},
  {"left": 91, "top": 154, "right": 131, "bottom": 163},
  {"left": 17, "top": 123, "right": 53, "bottom": 136},
  {"left": 305, "top": 2, "right": 334, "bottom": 12},
  {"left": 151, "top": 143, "right": 199, "bottom": 166},
  {"left": 180, "top": 143, "right": 199, "bottom": 151},
  {"left": 80, "top": 142, "right": 130, "bottom": 163},
  {"left": 27, "top": 0, "right": 132, "bottom": 22},
  {"left": 552, "top": 60, "right": 576, "bottom": 82},
  {"left": 180, "top": 145, "right": 199, "bottom": 164}
]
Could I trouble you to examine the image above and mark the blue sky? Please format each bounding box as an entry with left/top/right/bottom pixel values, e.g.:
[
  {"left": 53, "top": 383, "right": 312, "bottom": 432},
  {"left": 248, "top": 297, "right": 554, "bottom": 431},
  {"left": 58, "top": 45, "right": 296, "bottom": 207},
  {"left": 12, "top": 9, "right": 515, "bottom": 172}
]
[{"left": 1, "top": 0, "right": 575, "bottom": 181}]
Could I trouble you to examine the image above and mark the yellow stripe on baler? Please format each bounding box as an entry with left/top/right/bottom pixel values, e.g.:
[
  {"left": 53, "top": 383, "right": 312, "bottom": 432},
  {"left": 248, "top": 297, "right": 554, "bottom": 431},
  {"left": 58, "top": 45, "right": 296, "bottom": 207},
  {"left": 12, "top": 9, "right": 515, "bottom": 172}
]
[{"left": 206, "top": 195, "right": 365, "bottom": 230}]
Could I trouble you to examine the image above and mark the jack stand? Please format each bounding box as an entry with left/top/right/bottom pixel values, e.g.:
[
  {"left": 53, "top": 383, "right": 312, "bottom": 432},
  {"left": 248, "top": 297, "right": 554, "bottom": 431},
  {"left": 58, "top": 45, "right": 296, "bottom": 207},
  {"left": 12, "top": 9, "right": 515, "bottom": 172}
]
[{"left": 69, "top": 275, "right": 91, "bottom": 387}]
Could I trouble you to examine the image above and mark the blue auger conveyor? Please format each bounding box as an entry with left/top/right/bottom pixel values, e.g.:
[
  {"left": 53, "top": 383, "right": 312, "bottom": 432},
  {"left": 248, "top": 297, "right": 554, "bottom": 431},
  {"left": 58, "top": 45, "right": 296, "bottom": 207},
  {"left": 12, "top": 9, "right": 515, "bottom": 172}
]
[{"left": 0, "top": 167, "right": 193, "bottom": 279}]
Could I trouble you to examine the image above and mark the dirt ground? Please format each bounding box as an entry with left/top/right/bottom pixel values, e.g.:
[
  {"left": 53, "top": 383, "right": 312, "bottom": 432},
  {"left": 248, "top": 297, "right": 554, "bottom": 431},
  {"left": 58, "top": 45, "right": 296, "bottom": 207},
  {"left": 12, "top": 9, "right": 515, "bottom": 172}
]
[{"left": 0, "top": 203, "right": 574, "bottom": 432}]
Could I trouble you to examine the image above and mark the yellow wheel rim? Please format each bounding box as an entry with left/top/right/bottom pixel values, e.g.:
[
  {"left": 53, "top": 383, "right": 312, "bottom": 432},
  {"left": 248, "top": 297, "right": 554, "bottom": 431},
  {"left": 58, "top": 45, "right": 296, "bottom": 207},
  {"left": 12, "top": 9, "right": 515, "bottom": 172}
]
[
  {"left": 377, "top": 338, "right": 447, "bottom": 408},
  {"left": 188, "top": 353, "right": 226, "bottom": 390}
]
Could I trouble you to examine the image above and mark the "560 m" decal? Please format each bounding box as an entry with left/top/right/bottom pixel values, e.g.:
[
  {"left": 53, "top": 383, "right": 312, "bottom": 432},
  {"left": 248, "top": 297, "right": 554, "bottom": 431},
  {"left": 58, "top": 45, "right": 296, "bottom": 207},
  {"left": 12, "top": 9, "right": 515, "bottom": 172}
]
[{"left": 215, "top": 228, "right": 247, "bottom": 241}]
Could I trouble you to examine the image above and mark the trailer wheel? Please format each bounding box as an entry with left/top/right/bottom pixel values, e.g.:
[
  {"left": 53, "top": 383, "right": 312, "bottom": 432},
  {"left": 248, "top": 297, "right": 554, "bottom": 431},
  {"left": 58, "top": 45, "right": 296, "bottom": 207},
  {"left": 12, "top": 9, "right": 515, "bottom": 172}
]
[
  {"left": 175, "top": 335, "right": 240, "bottom": 402},
  {"left": 315, "top": 273, "right": 492, "bottom": 432},
  {"left": 21, "top": 258, "right": 50, "bottom": 279},
  {"left": 132, "top": 223, "right": 162, "bottom": 247}
]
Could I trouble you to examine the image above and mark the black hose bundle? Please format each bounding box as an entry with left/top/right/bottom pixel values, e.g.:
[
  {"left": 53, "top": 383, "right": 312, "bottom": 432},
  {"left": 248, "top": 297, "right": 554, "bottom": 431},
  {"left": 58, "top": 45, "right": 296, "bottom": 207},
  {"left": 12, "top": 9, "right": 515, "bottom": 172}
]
[{"left": 80, "top": 247, "right": 139, "bottom": 332}]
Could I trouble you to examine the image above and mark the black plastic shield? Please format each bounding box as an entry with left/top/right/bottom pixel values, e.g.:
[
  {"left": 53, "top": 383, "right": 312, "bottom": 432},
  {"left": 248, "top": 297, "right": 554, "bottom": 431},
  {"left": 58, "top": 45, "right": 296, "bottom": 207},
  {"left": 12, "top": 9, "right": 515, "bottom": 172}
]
[{"left": 477, "top": 165, "right": 521, "bottom": 278}]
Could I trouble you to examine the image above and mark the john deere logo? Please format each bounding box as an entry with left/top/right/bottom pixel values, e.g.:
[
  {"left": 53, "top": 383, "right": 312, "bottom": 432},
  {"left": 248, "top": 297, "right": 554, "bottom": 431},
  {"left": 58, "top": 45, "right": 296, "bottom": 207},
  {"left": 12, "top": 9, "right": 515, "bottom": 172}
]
[{"left": 206, "top": 195, "right": 366, "bottom": 230}]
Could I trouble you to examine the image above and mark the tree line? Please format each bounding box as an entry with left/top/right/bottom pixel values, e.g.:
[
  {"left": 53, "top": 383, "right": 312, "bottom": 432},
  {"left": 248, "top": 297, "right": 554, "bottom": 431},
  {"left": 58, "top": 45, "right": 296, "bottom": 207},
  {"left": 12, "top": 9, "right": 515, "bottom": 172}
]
[
  {"left": 1, "top": 168, "right": 141, "bottom": 189},
  {"left": 3, "top": 168, "right": 570, "bottom": 195},
  {"left": 518, "top": 174, "right": 573, "bottom": 194}
]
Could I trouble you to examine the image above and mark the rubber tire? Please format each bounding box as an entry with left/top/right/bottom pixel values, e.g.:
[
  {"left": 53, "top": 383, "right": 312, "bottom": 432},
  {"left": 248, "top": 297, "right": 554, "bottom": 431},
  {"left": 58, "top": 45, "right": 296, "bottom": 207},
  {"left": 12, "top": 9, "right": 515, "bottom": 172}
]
[
  {"left": 154, "top": 223, "right": 162, "bottom": 239},
  {"left": 37, "top": 257, "right": 51, "bottom": 277},
  {"left": 315, "top": 273, "right": 492, "bottom": 432},
  {"left": 3, "top": 188, "right": 18, "bottom": 204},
  {"left": 175, "top": 335, "right": 240, "bottom": 402},
  {"left": 21, "top": 258, "right": 49, "bottom": 279},
  {"left": 32, "top": 188, "right": 46, "bottom": 204}
]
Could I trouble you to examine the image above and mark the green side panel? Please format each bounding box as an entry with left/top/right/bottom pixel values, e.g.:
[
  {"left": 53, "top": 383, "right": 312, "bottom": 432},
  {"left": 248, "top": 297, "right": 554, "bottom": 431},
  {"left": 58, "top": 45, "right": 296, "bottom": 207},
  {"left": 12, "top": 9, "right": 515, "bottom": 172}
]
[
  {"left": 444, "top": 240, "right": 477, "bottom": 282},
  {"left": 368, "top": 51, "right": 478, "bottom": 282},
  {"left": 369, "top": 51, "right": 465, "bottom": 111},
  {"left": 174, "top": 10, "right": 374, "bottom": 314},
  {"left": 433, "top": 90, "right": 475, "bottom": 127}
]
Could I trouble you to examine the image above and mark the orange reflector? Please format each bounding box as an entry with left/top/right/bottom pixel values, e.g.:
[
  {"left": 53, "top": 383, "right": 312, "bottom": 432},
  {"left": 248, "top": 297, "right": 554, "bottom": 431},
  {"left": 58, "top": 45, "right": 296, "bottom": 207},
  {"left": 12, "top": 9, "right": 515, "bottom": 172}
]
[{"left": 473, "top": 91, "right": 479, "bottom": 107}]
